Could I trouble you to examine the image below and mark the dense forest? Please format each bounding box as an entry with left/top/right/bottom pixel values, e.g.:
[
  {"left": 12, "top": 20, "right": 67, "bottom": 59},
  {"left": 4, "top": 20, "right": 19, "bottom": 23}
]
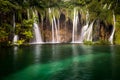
[{"left": 0, "top": 0, "right": 120, "bottom": 46}]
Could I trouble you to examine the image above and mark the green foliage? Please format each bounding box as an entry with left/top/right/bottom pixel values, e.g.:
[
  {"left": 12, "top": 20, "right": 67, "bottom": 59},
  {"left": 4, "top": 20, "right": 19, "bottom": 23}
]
[
  {"left": 16, "top": 40, "right": 25, "bottom": 45},
  {"left": 0, "top": 29, "right": 8, "bottom": 38},
  {"left": 84, "top": 40, "right": 110, "bottom": 45},
  {"left": 20, "top": 19, "right": 34, "bottom": 40},
  {"left": 22, "top": 19, "right": 34, "bottom": 28},
  {"left": 22, "top": 31, "right": 33, "bottom": 39},
  {"left": 84, "top": 41, "right": 93, "bottom": 45},
  {"left": 94, "top": 40, "right": 110, "bottom": 45},
  {"left": 15, "top": 19, "right": 34, "bottom": 43},
  {"left": 0, "top": 0, "right": 19, "bottom": 13},
  {"left": 114, "top": 15, "right": 120, "bottom": 44}
]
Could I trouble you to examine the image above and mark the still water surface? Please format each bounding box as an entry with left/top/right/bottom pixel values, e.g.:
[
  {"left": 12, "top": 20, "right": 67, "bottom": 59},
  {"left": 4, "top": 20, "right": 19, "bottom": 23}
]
[{"left": 0, "top": 44, "right": 120, "bottom": 80}]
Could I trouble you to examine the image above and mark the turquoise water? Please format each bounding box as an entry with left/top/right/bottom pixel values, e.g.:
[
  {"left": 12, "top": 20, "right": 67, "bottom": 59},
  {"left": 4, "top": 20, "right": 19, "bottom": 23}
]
[{"left": 0, "top": 44, "right": 120, "bottom": 80}]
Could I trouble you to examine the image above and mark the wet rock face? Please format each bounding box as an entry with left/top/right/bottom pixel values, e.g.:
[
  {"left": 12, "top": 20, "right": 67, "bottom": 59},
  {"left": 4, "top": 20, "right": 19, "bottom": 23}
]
[
  {"left": 43, "top": 28, "right": 72, "bottom": 43},
  {"left": 92, "top": 20, "right": 113, "bottom": 41}
]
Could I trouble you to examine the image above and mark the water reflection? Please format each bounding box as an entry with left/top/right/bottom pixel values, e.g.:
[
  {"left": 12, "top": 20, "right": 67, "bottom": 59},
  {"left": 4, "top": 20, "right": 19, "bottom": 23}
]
[
  {"left": 13, "top": 46, "right": 18, "bottom": 59},
  {"left": 72, "top": 44, "right": 79, "bottom": 79},
  {"left": 71, "top": 45, "right": 94, "bottom": 80},
  {"left": 13, "top": 46, "right": 18, "bottom": 70},
  {"left": 1, "top": 45, "right": 120, "bottom": 80},
  {"left": 111, "top": 45, "right": 120, "bottom": 80},
  {"left": 34, "top": 45, "right": 41, "bottom": 63},
  {"left": 52, "top": 45, "right": 60, "bottom": 61}
]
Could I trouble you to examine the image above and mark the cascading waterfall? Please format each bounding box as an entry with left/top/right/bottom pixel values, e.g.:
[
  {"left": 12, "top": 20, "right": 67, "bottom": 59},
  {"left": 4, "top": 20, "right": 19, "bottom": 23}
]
[
  {"left": 79, "top": 11, "right": 89, "bottom": 42},
  {"left": 79, "top": 21, "right": 94, "bottom": 42},
  {"left": 109, "top": 11, "right": 116, "bottom": 44},
  {"left": 72, "top": 8, "right": 79, "bottom": 43},
  {"left": 13, "top": 13, "right": 18, "bottom": 44},
  {"left": 32, "top": 10, "right": 43, "bottom": 43},
  {"left": 86, "top": 21, "right": 94, "bottom": 41},
  {"left": 49, "top": 8, "right": 55, "bottom": 43},
  {"left": 79, "top": 23, "right": 89, "bottom": 42},
  {"left": 23, "top": 8, "right": 115, "bottom": 44},
  {"left": 49, "top": 8, "right": 59, "bottom": 43}
]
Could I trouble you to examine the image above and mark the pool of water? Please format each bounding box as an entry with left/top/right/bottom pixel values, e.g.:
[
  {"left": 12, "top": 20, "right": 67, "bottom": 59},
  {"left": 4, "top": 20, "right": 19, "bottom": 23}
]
[{"left": 0, "top": 44, "right": 120, "bottom": 80}]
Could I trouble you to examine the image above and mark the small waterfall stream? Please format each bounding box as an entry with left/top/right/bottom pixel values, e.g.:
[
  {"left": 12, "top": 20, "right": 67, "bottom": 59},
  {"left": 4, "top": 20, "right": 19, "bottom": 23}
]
[
  {"left": 79, "top": 22, "right": 89, "bottom": 42},
  {"left": 72, "top": 8, "right": 79, "bottom": 43},
  {"left": 53, "top": 13, "right": 59, "bottom": 43},
  {"left": 49, "top": 8, "right": 59, "bottom": 43},
  {"left": 52, "top": 19, "right": 55, "bottom": 43},
  {"left": 57, "top": 19, "right": 60, "bottom": 42},
  {"left": 32, "top": 10, "right": 43, "bottom": 44},
  {"left": 13, "top": 35, "right": 18, "bottom": 44},
  {"left": 79, "top": 11, "right": 90, "bottom": 43},
  {"left": 109, "top": 11, "right": 116, "bottom": 44},
  {"left": 86, "top": 21, "right": 94, "bottom": 41},
  {"left": 13, "top": 13, "right": 18, "bottom": 44}
]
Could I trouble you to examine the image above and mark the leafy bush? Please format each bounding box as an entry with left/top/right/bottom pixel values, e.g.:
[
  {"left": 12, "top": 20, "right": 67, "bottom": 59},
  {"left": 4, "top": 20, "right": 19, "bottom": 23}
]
[
  {"left": 93, "top": 40, "right": 110, "bottom": 45},
  {"left": 84, "top": 41, "right": 93, "bottom": 45}
]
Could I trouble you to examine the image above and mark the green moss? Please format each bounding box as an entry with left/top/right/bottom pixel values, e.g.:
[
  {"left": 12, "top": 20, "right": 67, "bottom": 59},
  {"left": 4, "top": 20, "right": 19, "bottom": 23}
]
[
  {"left": 84, "top": 40, "right": 110, "bottom": 45},
  {"left": 83, "top": 41, "right": 93, "bottom": 45},
  {"left": 114, "top": 15, "right": 120, "bottom": 44},
  {"left": 93, "top": 40, "right": 110, "bottom": 45}
]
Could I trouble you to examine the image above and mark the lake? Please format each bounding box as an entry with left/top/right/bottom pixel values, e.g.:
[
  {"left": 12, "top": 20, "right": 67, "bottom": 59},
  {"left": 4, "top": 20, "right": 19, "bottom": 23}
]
[{"left": 0, "top": 44, "right": 120, "bottom": 80}]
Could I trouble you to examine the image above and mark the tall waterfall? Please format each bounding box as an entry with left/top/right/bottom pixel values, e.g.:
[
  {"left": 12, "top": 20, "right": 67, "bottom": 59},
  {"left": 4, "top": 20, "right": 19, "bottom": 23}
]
[
  {"left": 53, "top": 13, "right": 58, "bottom": 42},
  {"left": 52, "top": 19, "right": 55, "bottom": 42},
  {"left": 72, "top": 8, "right": 79, "bottom": 43},
  {"left": 109, "top": 11, "right": 116, "bottom": 44},
  {"left": 32, "top": 10, "right": 43, "bottom": 43},
  {"left": 13, "top": 13, "right": 18, "bottom": 44},
  {"left": 49, "top": 8, "right": 59, "bottom": 43}
]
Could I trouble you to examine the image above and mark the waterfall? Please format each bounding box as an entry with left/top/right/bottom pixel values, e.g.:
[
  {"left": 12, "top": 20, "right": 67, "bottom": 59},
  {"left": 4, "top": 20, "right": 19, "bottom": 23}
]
[
  {"left": 57, "top": 19, "right": 60, "bottom": 42},
  {"left": 53, "top": 14, "right": 59, "bottom": 43},
  {"left": 33, "top": 23, "right": 42, "bottom": 43},
  {"left": 109, "top": 11, "right": 116, "bottom": 44},
  {"left": 79, "top": 23, "right": 89, "bottom": 42},
  {"left": 79, "top": 11, "right": 90, "bottom": 42},
  {"left": 32, "top": 10, "right": 43, "bottom": 44},
  {"left": 79, "top": 21, "right": 94, "bottom": 42},
  {"left": 72, "top": 8, "right": 79, "bottom": 43},
  {"left": 49, "top": 8, "right": 59, "bottom": 43},
  {"left": 13, "top": 35, "right": 19, "bottom": 44},
  {"left": 86, "top": 21, "right": 94, "bottom": 41},
  {"left": 52, "top": 19, "right": 55, "bottom": 43},
  {"left": 13, "top": 13, "right": 18, "bottom": 44}
]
